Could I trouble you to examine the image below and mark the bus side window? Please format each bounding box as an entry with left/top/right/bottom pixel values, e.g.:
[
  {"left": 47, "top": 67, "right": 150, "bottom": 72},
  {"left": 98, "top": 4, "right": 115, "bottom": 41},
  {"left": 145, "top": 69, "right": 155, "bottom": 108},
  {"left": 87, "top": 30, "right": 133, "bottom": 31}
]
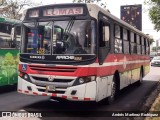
[
  {"left": 130, "top": 32, "right": 136, "bottom": 54},
  {"left": 11, "top": 25, "right": 21, "bottom": 49},
  {"left": 99, "top": 20, "right": 110, "bottom": 47},
  {"left": 146, "top": 39, "right": 150, "bottom": 55},
  {"left": 0, "top": 23, "right": 12, "bottom": 48},
  {"left": 114, "top": 24, "right": 122, "bottom": 53},
  {"left": 98, "top": 18, "right": 111, "bottom": 64}
]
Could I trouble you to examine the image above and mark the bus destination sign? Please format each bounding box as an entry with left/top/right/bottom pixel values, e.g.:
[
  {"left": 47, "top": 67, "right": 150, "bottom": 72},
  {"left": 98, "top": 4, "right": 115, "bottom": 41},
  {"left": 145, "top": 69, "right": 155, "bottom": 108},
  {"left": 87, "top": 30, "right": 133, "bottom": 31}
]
[
  {"left": 43, "top": 7, "right": 83, "bottom": 16},
  {"left": 29, "top": 10, "right": 39, "bottom": 18}
]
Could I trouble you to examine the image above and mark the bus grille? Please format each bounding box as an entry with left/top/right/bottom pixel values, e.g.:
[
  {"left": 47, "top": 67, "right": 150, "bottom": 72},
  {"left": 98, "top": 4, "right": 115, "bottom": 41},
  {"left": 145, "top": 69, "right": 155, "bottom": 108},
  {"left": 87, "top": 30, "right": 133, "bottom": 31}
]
[
  {"left": 32, "top": 76, "right": 73, "bottom": 83},
  {"left": 30, "top": 75, "right": 75, "bottom": 94},
  {"left": 36, "top": 85, "right": 66, "bottom": 94},
  {"left": 29, "top": 65, "right": 77, "bottom": 72}
]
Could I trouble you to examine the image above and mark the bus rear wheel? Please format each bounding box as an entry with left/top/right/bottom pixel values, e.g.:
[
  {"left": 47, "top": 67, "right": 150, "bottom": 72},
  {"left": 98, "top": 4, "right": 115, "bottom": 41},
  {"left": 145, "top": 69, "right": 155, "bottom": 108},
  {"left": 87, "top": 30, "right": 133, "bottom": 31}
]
[{"left": 136, "top": 69, "right": 143, "bottom": 86}]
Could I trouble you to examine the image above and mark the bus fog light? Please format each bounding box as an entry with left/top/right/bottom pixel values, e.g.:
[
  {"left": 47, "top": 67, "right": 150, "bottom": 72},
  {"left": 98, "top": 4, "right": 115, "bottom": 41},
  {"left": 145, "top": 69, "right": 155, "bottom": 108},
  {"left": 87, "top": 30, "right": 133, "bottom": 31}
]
[
  {"left": 79, "top": 78, "right": 85, "bottom": 84},
  {"left": 71, "top": 90, "right": 77, "bottom": 95},
  {"left": 27, "top": 86, "right": 32, "bottom": 91}
]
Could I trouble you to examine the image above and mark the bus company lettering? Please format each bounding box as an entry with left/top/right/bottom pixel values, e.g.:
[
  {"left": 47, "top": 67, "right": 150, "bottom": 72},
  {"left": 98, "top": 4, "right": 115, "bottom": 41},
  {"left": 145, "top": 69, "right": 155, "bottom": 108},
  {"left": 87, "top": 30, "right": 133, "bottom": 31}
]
[
  {"left": 30, "top": 56, "right": 45, "bottom": 59},
  {"left": 56, "top": 56, "right": 74, "bottom": 60},
  {"left": 56, "top": 56, "right": 82, "bottom": 60},
  {"left": 29, "top": 10, "right": 39, "bottom": 17},
  {"left": 43, "top": 7, "right": 83, "bottom": 16}
]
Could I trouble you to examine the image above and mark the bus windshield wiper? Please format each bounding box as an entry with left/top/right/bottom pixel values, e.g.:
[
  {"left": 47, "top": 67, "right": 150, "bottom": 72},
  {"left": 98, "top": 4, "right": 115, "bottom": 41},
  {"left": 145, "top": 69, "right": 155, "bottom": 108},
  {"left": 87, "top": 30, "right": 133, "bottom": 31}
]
[{"left": 64, "top": 17, "right": 75, "bottom": 35}]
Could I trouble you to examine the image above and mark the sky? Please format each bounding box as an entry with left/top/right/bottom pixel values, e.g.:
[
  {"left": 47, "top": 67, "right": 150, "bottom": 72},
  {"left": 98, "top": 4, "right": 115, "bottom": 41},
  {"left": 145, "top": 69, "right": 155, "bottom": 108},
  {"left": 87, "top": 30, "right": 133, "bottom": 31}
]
[{"left": 34, "top": 0, "right": 159, "bottom": 42}]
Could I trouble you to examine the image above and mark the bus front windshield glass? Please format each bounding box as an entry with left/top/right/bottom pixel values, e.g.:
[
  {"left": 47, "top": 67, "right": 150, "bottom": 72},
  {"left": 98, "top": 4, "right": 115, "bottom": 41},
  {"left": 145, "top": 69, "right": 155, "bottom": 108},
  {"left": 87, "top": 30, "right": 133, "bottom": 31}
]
[{"left": 22, "top": 20, "right": 96, "bottom": 55}]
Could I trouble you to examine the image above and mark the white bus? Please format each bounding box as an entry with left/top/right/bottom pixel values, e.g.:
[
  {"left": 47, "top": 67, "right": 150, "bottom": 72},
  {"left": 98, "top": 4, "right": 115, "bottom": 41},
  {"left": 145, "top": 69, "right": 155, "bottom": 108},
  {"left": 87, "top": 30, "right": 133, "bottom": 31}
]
[{"left": 18, "top": 3, "right": 150, "bottom": 103}]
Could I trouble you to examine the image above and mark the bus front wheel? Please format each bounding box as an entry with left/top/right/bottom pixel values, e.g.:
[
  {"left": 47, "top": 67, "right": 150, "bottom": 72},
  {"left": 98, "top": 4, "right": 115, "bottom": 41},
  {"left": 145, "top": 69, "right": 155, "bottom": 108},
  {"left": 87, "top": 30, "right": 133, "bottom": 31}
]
[{"left": 107, "top": 76, "right": 117, "bottom": 104}]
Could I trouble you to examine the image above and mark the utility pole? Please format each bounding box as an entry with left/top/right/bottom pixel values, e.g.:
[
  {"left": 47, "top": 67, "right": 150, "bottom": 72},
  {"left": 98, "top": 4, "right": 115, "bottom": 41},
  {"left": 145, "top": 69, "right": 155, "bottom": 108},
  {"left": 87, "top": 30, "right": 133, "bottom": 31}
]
[{"left": 156, "top": 39, "right": 160, "bottom": 53}]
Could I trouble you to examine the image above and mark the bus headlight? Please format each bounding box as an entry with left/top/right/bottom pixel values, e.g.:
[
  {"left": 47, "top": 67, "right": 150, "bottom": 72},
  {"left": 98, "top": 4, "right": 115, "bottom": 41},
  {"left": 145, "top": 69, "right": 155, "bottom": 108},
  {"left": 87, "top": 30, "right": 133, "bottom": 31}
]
[
  {"left": 73, "top": 76, "right": 96, "bottom": 86},
  {"left": 19, "top": 72, "right": 32, "bottom": 83},
  {"left": 79, "top": 78, "right": 85, "bottom": 84},
  {"left": 24, "top": 74, "right": 28, "bottom": 79}
]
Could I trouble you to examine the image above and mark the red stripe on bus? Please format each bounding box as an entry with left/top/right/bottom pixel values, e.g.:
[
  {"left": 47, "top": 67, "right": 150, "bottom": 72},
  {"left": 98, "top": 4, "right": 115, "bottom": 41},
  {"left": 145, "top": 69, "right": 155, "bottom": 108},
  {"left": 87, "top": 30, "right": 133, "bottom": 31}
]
[
  {"left": 24, "top": 90, "right": 29, "bottom": 93},
  {"left": 18, "top": 89, "right": 22, "bottom": 92},
  {"left": 84, "top": 98, "right": 91, "bottom": 101},
  {"left": 62, "top": 95, "right": 67, "bottom": 99},
  {"left": 33, "top": 92, "right": 38, "bottom": 95},
  {"left": 42, "top": 93, "right": 48, "bottom": 96},
  {"left": 72, "top": 97, "right": 78, "bottom": 100},
  {"left": 24, "top": 53, "right": 150, "bottom": 77},
  {"left": 52, "top": 93, "right": 57, "bottom": 97}
]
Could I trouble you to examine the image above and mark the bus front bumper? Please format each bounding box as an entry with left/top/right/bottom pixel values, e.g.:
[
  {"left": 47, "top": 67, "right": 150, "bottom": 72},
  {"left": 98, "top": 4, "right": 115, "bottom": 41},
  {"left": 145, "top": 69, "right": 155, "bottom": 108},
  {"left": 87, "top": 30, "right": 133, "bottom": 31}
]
[{"left": 17, "top": 76, "right": 96, "bottom": 101}]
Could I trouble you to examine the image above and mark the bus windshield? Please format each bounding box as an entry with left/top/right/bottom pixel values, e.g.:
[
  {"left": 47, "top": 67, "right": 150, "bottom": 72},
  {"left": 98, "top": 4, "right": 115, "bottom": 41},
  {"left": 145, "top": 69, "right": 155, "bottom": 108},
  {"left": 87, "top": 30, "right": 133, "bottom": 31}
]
[{"left": 21, "top": 19, "right": 96, "bottom": 55}]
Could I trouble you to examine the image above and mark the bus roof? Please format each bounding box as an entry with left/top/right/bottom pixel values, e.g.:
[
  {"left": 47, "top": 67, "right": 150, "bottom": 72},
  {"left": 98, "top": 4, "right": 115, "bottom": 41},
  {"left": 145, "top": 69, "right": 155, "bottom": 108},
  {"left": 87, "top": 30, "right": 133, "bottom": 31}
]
[
  {"left": 0, "top": 17, "right": 21, "bottom": 24},
  {"left": 86, "top": 4, "right": 150, "bottom": 39},
  {"left": 24, "top": 3, "right": 150, "bottom": 39}
]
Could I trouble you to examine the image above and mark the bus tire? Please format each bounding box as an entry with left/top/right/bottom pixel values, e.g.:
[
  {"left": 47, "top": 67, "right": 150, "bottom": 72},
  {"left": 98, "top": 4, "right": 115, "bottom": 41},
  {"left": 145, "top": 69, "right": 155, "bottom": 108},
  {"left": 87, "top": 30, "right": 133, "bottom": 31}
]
[
  {"left": 107, "top": 76, "right": 117, "bottom": 104},
  {"left": 136, "top": 68, "right": 143, "bottom": 86}
]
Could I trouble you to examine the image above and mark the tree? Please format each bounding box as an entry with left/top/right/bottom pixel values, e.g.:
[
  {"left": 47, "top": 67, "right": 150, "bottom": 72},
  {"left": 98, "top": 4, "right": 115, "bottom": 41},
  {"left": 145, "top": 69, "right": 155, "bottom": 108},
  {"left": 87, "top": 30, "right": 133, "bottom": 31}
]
[
  {"left": 152, "top": 47, "right": 156, "bottom": 51},
  {"left": 145, "top": 0, "right": 160, "bottom": 31},
  {"left": 73, "top": 0, "right": 107, "bottom": 9},
  {"left": 150, "top": 38, "right": 155, "bottom": 45},
  {"left": 146, "top": 34, "right": 155, "bottom": 45},
  {"left": 0, "top": 0, "right": 41, "bottom": 20}
]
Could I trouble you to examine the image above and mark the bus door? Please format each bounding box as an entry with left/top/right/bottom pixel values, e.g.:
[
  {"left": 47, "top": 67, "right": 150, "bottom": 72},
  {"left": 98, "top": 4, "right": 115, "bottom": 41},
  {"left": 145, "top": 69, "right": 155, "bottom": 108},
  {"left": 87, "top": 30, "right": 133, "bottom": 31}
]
[{"left": 97, "top": 14, "right": 112, "bottom": 101}]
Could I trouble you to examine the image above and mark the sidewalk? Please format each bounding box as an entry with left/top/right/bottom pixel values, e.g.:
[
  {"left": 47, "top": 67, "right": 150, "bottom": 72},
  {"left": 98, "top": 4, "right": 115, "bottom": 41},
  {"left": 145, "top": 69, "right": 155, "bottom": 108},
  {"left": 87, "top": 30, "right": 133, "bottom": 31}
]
[{"left": 145, "top": 82, "right": 160, "bottom": 120}]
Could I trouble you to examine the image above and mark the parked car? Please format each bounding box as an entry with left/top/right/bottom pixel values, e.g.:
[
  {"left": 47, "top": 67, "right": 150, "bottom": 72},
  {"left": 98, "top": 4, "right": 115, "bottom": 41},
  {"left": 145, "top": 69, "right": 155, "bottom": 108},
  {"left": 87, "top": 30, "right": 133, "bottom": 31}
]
[
  {"left": 151, "top": 56, "right": 160, "bottom": 66},
  {"left": 150, "top": 55, "right": 154, "bottom": 61}
]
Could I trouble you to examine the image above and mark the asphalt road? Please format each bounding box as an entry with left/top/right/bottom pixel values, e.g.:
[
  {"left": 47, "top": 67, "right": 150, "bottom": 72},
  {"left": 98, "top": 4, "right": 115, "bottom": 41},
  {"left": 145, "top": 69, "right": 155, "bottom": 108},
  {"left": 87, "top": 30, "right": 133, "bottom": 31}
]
[{"left": 0, "top": 66, "right": 159, "bottom": 120}]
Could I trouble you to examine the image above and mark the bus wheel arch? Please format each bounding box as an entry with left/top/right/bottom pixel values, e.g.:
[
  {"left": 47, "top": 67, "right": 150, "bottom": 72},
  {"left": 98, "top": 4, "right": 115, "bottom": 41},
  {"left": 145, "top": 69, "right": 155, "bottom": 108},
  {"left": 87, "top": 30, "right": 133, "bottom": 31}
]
[
  {"left": 136, "top": 66, "right": 144, "bottom": 86},
  {"left": 107, "top": 70, "right": 120, "bottom": 104}
]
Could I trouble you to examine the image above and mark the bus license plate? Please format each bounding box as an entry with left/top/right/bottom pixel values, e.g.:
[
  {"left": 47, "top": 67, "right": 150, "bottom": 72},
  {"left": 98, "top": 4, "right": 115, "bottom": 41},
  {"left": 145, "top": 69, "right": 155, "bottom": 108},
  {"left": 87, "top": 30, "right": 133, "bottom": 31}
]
[{"left": 46, "top": 85, "right": 56, "bottom": 91}]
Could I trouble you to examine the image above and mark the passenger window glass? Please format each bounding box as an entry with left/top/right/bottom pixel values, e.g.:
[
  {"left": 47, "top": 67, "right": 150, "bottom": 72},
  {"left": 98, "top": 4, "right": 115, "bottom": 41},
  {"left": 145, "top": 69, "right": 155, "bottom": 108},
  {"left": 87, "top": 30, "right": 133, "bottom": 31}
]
[
  {"left": 123, "top": 28, "right": 127, "bottom": 40},
  {"left": 136, "top": 35, "right": 140, "bottom": 44},
  {"left": 99, "top": 20, "right": 110, "bottom": 47},
  {"left": 130, "top": 32, "right": 135, "bottom": 43},
  {"left": 0, "top": 23, "right": 12, "bottom": 48},
  {"left": 115, "top": 25, "right": 120, "bottom": 38},
  {"left": 115, "top": 38, "right": 122, "bottom": 53}
]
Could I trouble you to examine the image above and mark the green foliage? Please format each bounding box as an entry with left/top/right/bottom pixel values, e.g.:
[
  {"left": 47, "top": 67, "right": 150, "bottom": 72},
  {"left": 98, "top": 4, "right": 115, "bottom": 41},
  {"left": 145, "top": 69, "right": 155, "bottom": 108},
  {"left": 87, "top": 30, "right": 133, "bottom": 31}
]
[
  {"left": 150, "top": 38, "right": 155, "bottom": 45},
  {"left": 73, "top": 0, "right": 107, "bottom": 8},
  {"left": 152, "top": 47, "right": 156, "bottom": 51},
  {"left": 145, "top": 0, "right": 160, "bottom": 31}
]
